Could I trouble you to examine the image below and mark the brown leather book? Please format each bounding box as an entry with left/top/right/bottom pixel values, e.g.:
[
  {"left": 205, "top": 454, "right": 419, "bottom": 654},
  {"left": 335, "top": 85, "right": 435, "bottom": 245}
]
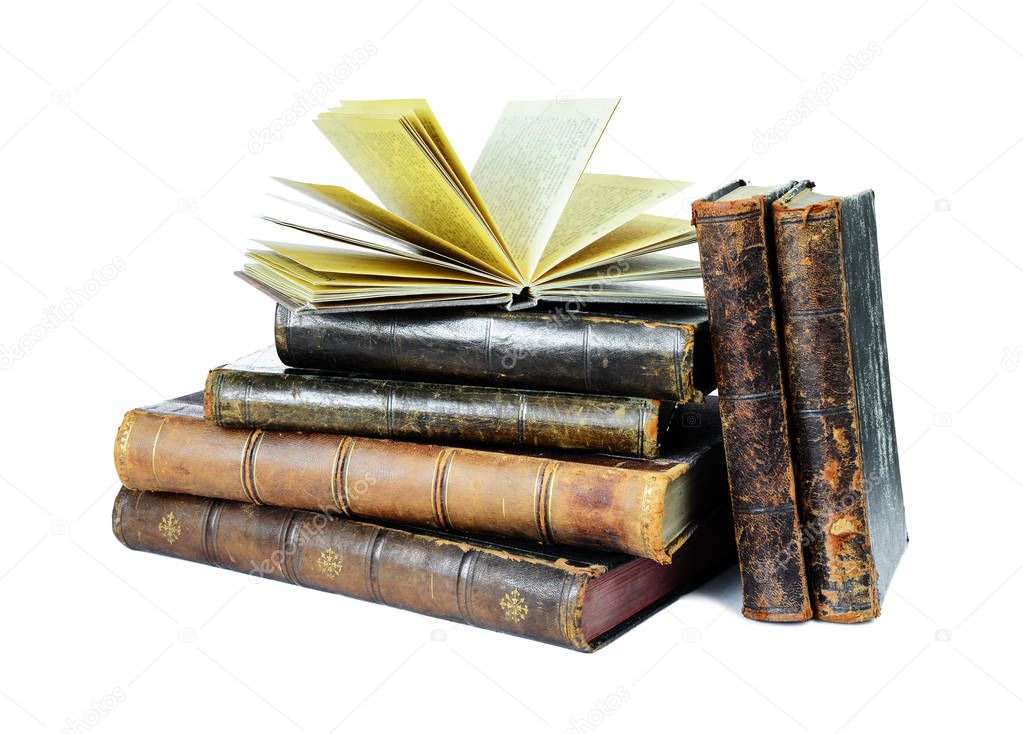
[
  {"left": 113, "top": 488, "right": 736, "bottom": 651},
  {"left": 274, "top": 303, "right": 714, "bottom": 402},
  {"left": 691, "top": 181, "right": 813, "bottom": 622},
  {"left": 773, "top": 185, "right": 908, "bottom": 622},
  {"left": 115, "top": 393, "right": 726, "bottom": 563},
  {"left": 205, "top": 347, "right": 681, "bottom": 458}
]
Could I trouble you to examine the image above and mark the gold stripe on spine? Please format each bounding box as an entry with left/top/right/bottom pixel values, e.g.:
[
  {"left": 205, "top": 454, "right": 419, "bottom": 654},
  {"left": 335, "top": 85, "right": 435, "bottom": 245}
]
[
  {"left": 240, "top": 429, "right": 265, "bottom": 505},
  {"left": 150, "top": 417, "right": 168, "bottom": 489},
  {"left": 431, "top": 448, "right": 456, "bottom": 530},
  {"left": 330, "top": 437, "right": 356, "bottom": 516}
]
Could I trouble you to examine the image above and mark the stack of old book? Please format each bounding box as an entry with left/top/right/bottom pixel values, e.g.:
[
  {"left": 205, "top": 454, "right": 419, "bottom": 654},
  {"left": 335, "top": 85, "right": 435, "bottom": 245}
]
[
  {"left": 113, "top": 305, "right": 730, "bottom": 651},
  {"left": 112, "top": 99, "right": 909, "bottom": 648}
]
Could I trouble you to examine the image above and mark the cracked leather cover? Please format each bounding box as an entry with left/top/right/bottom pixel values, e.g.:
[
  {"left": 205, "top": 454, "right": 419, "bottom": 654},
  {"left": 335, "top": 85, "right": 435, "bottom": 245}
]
[
  {"left": 773, "top": 191, "right": 907, "bottom": 622},
  {"left": 205, "top": 347, "right": 669, "bottom": 458},
  {"left": 273, "top": 303, "right": 714, "bottom": 402},
  {"left": 113, "top": 488, "right": 736, "bottom": 651},
  {"left": 692, "top": 188, "right": 812, "bottom": 622},
  {"left": 115, "top": 393, "right": 727, "bottom": 563}
]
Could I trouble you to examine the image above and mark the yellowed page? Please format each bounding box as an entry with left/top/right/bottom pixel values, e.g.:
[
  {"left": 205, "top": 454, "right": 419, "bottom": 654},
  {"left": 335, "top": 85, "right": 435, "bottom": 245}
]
[
  {"left": 540, "top": 252, "right": 700, "bottom": 287},
  {"left": 314, "top": 112, "right": 518, "bottom": 279},
  {"left": 273, "top": 178, "right": 511, "bottom": 280},
  {"left": 337, "top": 100, "right": 505, "bottom": 240},
  {"left": 252, "top": 243, "right": 492, "bottom": 282},
  {"left": 470, "top": 98, "right": 619, "bottom": 278},
  {"left": 535, "top": 214, "right": 695, "bottom": 282},
  {"left": 534, "top": 173, "right": 690, "bottom": 277}
]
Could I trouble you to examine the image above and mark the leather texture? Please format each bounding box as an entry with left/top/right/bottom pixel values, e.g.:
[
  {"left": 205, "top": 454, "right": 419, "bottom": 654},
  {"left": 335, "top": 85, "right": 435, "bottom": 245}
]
[
  {"left": 692, "top": 191, "right": 813, "bottom": 622},
  {"left": 774, "top": 194, "right": 901, "bottom": 622},
  {"left": 112, "top": 488, "right": 736, "bottom": 651},
  {"left": 116, "top": 393, "right": 726, "bottom": 563},
  {"left": 274, "top": 303, "right": 714, "bottom": 402},
  {"left": 205, "top": 347, "right": 668, "bottom": 458}
]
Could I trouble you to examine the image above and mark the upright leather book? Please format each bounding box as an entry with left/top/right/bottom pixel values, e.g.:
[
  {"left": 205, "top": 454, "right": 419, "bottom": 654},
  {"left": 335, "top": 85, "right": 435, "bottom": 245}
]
[
  {"left": 691, "top": 181, "right": 813, "bottom": 622},
  {"left": 113, "top": 488, "right": 736, "bottom": 651},
  {"left": 205, "top": 347, "right": 682, "bottom": 458},
  {"left": 772, "top": 184, "right": 908, "bottom": 622},
  {"left": 116, "top": 393, "right": 727, "bottom": 563},
  {"left": 273, "top": 303, "right": 714, "bottom": 402}
]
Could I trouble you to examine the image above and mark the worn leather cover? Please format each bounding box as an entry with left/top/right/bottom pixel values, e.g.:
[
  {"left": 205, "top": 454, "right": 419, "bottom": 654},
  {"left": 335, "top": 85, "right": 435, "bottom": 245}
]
[
  {"left": 113, "top": 488, "right": 736, "bottom": 651},
  {"left": 692, "top": 183, "right": 813, "bottom": 622},
  {"left": 273, "top": 302, "right": 714, "bottom": 402},
  {"left": 206, "top": 347, "right": 672, "bottom": 458},
  {"left": 116, "top": 393, "right": 726, "bottom": 563},
  {"left": 773, "top": 190, "right": 907, "bottom": 622}
]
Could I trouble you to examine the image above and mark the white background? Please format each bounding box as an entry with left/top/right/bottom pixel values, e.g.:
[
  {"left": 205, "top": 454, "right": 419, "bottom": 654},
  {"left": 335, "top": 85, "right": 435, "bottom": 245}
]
[{"left": 2, "top": 1, "right": 1020, "bottom": 732}]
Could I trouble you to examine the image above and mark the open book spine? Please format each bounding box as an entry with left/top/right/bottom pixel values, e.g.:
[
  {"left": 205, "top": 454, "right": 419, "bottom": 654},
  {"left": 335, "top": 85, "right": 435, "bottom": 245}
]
[
  {"left": 115, "top": 408, "right": 702, "bottom": 562},
  {"left": 113, "top": 488, "right": 594, "bottom": 650},
  {"left": 205, "top": 367, "right": 664, "bottom": 458},
  {"left": 275, "top": 305, "right": 713, "bottom": 402},
  {"left": 773, "top": 198, "right": 880, "bottom": 622},
  {"left": 692, "top": 194, "right": 812, "bottom": 622}
]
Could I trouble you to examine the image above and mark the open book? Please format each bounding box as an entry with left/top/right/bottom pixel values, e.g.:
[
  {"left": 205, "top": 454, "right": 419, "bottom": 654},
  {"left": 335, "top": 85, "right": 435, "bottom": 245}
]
[{"left": 240, "top": 98, "right": 704, "bottom": 312}]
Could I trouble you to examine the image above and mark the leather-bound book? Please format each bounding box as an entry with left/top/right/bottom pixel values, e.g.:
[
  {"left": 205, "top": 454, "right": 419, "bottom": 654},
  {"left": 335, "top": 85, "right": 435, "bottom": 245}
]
[
  {"left": 691, "top": 181, "right": 812, "bottom": 622},
  {"left": 772, "top": 185, "right": 908, "bottom": 622},
  {"left": 273, "top": 303, "right": 714, "bottom": 402},
  {"left": 116, "top": 393, "right": 726, "bottom": 563},
  {"left": 113, "top": 489, "right": 736, "bottom": 651},
  {"left": 205, "top": 347, "right": 682, "bottom": 458}
]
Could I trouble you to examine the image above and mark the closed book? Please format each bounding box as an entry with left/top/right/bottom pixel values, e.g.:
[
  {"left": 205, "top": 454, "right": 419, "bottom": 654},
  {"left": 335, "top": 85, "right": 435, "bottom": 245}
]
[
  {"left": 274, "top": 302, "right": 714, "bottom": 402},
  {"left": 691, "top": 181, "right": 813, "bottom": 622},
  {"left": 115, "top": 393, "right": 726, "bottom": 563},
  {"left": 112, "top": 488, "right": 736, "bottom": 651},
  {"left": 205, "top": 347, "right": 680, "bottom": 458},
  {"left": 772, "top": 185, "right": 908, "bottom": 622}
]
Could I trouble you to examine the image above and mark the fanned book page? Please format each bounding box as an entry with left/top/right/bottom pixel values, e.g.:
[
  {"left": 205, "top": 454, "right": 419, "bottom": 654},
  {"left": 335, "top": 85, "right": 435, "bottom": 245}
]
[{"left": 239, "top": 98, "right": 705, "bottom": 313}]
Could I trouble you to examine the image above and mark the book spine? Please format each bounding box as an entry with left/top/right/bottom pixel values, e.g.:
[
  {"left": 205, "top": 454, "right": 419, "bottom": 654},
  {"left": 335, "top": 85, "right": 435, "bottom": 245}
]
[
  {"left": 275, "top": 304, "right": 708, "bottom": 402},
  {"left": 691, "top": 196, "right": 812, "bottom": 622},
  {"left": 114, "top": 410, "right": 673, "bottom": 561},
  {"left": 204, "top": 368, "right": 662, "bottom": 458},
  {"left": 773, "top": 199, "right": 880, "bottom": 622},
  {"left": 112, "top": 488, "right": 591, "bottom": 650}
]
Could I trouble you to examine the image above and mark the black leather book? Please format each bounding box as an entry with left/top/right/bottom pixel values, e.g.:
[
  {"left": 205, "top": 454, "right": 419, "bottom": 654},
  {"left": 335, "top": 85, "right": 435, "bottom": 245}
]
[{"left": 273, "top": 303, "right": 714, "bottom": 402}]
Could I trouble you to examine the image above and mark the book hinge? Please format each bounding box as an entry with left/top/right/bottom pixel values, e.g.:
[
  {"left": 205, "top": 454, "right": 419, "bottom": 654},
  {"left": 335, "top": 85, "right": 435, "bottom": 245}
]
[
  {"left": 582, "top": 324, "right": 592, "bottom": 391},
  {"left": 366, "top": 527, "right": 386, "bottom": 603},
  {"left": 240, "top": 429, "right": 266, "bottom": 505},
  {"left": 330, "top": 437, "right": 356, "bottom": 516}
]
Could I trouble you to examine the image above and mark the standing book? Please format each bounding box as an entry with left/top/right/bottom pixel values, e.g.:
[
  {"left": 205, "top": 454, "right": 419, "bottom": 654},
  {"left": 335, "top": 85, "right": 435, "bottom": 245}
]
[
  {"left": 691, "top": 180, "right": 813, "bottom": 622},
  {"left": 772, "top": 184, "right": 908, "bottom": 622}
]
